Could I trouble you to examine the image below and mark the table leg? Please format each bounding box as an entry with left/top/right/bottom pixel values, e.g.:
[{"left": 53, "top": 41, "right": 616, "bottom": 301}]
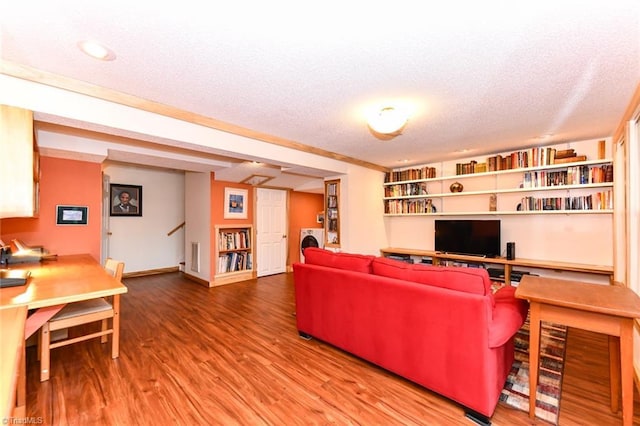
[
  {"left": 504, "top": 264, "right": 512, "bottom": 285},
  {"left": 608, "top": 335, "right": 621, "bottom": 413},
  {"left": 528, "top": 303, "right": 541, "bottom": 419},
  {"left": 620, "top": 320, "right": 634, "bottom": 426},
  {"left": 15, "top": 342, "right": 26, "bottom": 417}
]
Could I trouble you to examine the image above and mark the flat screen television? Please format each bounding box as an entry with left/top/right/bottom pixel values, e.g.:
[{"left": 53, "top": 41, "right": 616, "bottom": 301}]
[{"left": 434, "top": 219, "right": 501, "bottom": 258}]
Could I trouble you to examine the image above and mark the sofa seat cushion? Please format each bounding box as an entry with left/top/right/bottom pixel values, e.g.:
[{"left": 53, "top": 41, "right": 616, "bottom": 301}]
[
  {"left": 303, "top": 247, "right": 375, "bottom": 274},
  {"left": 372, "top": 257, "right": 494, "bottom": 302}
]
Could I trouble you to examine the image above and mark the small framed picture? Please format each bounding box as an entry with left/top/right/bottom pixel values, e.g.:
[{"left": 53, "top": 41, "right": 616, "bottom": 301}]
[
  {"left": 110, "top": 184, "right": 142, "bottom": 216},
  {"left": 56, "top": 205, "right": 89, "bottom": 225},
  {"left": 224, "top": 187, "right": 248, "bottom": 219}
]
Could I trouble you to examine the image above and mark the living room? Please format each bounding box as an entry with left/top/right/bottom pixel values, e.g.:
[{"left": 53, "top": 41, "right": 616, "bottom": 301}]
[{"left": 1, "top": 3, "right": 640, "bottom": 424}]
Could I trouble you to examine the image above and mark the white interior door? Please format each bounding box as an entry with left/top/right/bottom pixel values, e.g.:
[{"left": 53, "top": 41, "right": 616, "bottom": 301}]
[{"left": 256, "top": 188, "right": 287, "bottom": 277}]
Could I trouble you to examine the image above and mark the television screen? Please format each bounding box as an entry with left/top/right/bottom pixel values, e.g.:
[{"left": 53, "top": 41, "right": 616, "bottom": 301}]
[{"left": 434, "top": 219, "right": 501, "bottom": 258}]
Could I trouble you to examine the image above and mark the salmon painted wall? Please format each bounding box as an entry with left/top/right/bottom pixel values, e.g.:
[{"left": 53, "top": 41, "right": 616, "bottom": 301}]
[
  {"left": 0, "top": 156, "right": 102, "bottom": 261},
  {"left": 289, "top": 191, "right": 324, "bottom": 264},
  {"left": 210, "top": 177, "right": 253, "bottom": 277}
]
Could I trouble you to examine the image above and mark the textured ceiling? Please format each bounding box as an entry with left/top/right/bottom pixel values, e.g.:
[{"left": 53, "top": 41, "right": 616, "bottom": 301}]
[{"left": 1, "top": 1, "right": 639, "bottom": 181}]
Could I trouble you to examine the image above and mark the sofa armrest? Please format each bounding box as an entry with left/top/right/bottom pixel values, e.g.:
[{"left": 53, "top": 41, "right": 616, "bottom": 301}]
[{"left": 488, "top": 286, "right": 529, "bottom": 348}]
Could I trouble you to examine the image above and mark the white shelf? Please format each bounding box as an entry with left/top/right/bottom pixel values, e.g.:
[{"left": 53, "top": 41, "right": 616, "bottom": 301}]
[
  {"left": 383, "top": 158, "right": 613, "bottom": 186},
  {"left": 383, "top": 182, "right": 614, "bottom": 200},
  {"left": 383, "top": 209, "right": 614, "bottom": 217}
]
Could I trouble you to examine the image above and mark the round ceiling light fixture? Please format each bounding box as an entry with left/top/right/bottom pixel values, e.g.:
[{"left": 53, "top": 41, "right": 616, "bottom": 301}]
[
  {"left": 367, "top": 106, "right": 408, "bottom": 135},
  {"left": 78, "top": 40, "right": 116, "bottom": 61}
]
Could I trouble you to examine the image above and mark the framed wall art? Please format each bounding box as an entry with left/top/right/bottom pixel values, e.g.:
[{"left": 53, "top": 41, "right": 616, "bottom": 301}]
[
  {"left": 110, "top": 184, "right": 142, "bottom": 216},
  {"left": 56, "top": 205, "right": 89, "bottom": 225},
  {"left": 224, "top": 187, "right": 248, "bottom": 219}
]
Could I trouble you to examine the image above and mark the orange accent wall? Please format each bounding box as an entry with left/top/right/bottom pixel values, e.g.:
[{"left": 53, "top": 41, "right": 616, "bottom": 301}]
[
  {"left": 210, "top": 176, "right": 254, "bottom": 277},
  {"left": 0, "top": 157, "right": 102, "bottom": 261},
  {"left": 289, "top": 191, "right": 324, "bottom": 264}
]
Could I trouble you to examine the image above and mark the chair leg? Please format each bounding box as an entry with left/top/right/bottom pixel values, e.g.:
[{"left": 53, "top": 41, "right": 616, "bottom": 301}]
[
  {"left": 40, "top": 322, "right": 51, "bottom": 382},
  {"left": 111, "top": 295, "right": 121, "bottom": 359},
  {"left": 100, "top": 319, "right": 108, "bottom": 343}
]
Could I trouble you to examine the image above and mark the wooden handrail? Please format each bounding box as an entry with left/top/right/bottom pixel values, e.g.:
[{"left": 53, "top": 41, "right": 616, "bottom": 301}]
[{"left": 167, "top": 222, "right": 185, "bottom": 236}]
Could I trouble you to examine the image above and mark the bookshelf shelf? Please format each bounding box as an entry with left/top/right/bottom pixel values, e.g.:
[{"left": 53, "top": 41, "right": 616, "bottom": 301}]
[
  {"left": 213, "top": 225, "right": 254, "bottom": 286},
  {"left": 383, "top": 158, "right": 613, "bottom": 186},
  {"left": 383, "top": 209, "right": 613, "bottom": 217},
  {"left": 384, "top": 182, "right": 614, "bottom": 199},
  {"left": 324, "top": 179, "right": 341, "bottom": 247},
  {"left": 383, "top": 153, "right": 613, "bottom": 215}
]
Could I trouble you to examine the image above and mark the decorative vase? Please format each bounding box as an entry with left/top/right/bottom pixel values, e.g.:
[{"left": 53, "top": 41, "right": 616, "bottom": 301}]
[{"left": 449, "top": 182, "right": 463, "bottom": 193}]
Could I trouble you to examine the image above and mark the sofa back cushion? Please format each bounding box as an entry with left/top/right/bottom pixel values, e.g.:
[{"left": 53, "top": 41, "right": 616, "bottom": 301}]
[
  {"left": 303, "top": 247, "right": 374, "bottom": 274},
  {"left": 372, "top": 257, "right": 494, "bottom": 301}
]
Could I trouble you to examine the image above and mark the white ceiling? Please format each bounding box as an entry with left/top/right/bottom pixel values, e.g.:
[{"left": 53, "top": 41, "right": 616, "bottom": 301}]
[{"left": 1, "top": 1, "right": 639, "bottom": 189}]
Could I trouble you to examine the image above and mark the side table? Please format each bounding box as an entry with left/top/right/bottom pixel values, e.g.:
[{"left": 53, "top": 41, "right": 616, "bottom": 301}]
[{"left": 516, "top": 276, "right": 640, "bottom": 426}]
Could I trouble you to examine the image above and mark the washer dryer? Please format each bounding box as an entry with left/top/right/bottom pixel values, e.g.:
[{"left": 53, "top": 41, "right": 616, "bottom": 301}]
[{"left": 300, "top": 228, "right": 324, "bottom": 262}]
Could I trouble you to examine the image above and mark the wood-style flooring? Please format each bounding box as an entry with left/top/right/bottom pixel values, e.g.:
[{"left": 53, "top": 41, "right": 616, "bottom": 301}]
[{"left": 24, "top": 272, "right": 640, "bottom": 425}]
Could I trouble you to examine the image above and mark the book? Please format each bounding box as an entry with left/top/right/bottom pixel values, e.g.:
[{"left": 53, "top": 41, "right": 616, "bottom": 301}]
[
  {"left": 554, "top": 149, "right": 576, "bottom": 159},
  {"left": 554, "top": 155, "right": 587, "bottom": 164}
]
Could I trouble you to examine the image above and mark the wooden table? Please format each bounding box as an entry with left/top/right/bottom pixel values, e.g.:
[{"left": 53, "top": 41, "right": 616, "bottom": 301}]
[
  {"left": 0, "top": 254, "right": 128, "bottom": 417},
  {"left": 516, "top": 275, "right": 640, "bottom": 426}
]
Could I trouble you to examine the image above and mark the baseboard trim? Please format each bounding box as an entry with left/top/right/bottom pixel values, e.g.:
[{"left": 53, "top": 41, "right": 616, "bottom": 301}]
[
  {"left": 123, "top": 266, "right": 179, "bottom": 278},
  {"left": 183, "top": 272, "right": 211, "bottom": 287}
]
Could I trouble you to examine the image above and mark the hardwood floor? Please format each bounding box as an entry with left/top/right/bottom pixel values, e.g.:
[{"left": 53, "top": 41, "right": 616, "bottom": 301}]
[{"left": 24, "top": 272, "right": 640, "bottom": 425}]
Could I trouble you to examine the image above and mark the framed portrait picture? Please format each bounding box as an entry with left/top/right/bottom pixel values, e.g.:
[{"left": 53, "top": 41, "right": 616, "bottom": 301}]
[
  {"left": 56, "top": 205, "right": 88, "bottom": 225},
  {"left": 110, "top": 184, "right": 142, "bottom": 216},
  {"left": 224, "top": 187, "right": 248, "bottom": 219}
]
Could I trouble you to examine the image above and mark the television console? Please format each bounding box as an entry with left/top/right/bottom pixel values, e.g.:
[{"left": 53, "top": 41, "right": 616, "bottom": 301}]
[{"left": 379, "top": 247, "right": 614, "bottom": 285}]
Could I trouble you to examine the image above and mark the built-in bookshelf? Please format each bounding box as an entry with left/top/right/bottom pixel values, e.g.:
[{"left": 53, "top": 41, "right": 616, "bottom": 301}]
[
  {"left": 383, "top": 143, "right": 614, "bottom": 216},
  {"left": 213, "top": 225, "right": 254, "bottom": 286},
  {"left": 325, "top": 179, "right": 340, "bottom": 247}
]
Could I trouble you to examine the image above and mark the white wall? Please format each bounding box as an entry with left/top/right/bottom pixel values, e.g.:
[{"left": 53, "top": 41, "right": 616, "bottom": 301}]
[
  {"left": 184, "top": 171, "right": 211, "bottom": 282},
  {"left": 103, "top": 164, "right": 185, "bottom": 273}
]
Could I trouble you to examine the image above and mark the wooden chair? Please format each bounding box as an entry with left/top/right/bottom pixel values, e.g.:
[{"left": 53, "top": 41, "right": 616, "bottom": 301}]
[{"left": 39, "top": 258, "right": 125, "bottom": 382}]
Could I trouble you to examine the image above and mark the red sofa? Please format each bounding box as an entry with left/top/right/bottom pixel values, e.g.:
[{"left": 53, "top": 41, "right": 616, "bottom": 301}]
[{"left": 293, "top": 247, "right": 528, "bottom": 420}]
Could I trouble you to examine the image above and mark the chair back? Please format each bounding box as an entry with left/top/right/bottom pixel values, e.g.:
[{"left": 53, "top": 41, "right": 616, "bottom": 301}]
[{"left": 104, "top": 258, "right": 125, "bottom": 281}]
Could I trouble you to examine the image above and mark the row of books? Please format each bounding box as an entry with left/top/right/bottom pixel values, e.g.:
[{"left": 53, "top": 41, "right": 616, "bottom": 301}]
[
  {"left": 218, "top": 230, "right": 250, "bottom": 251},
  {"left": 455, "top": 160, "right": 487, "bottom": 175},
  {"left": 386, "top": 146, "right": 602, "bottom": 183},
  {"left": 384, "top": 198, "right": 437, "bottom": 214},
  {"left": 217, "top": 252, "right": 252, "bottom": 273},
  {"left": 522, "top": 164, "right": 613, "bottom": 188},
  {"left": 519, "top": 191, "right": 613, "bottom": 211},
  {"left": 457, "top": 148, "right": 589, "bottom": 176},
  {"left": 384, "top": 182, "right": 428, "bottom": 197},
  {"left": 488, "top": 147, "right": 583, "bottom": 171},
  {"left": 384, "top": 166, "right": 437, "bottom": 183}
]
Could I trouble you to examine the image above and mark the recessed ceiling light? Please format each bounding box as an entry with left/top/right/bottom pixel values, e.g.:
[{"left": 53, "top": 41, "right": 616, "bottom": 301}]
[{"left": 78, "top": 40, "right": 116, "bottom": 61}]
